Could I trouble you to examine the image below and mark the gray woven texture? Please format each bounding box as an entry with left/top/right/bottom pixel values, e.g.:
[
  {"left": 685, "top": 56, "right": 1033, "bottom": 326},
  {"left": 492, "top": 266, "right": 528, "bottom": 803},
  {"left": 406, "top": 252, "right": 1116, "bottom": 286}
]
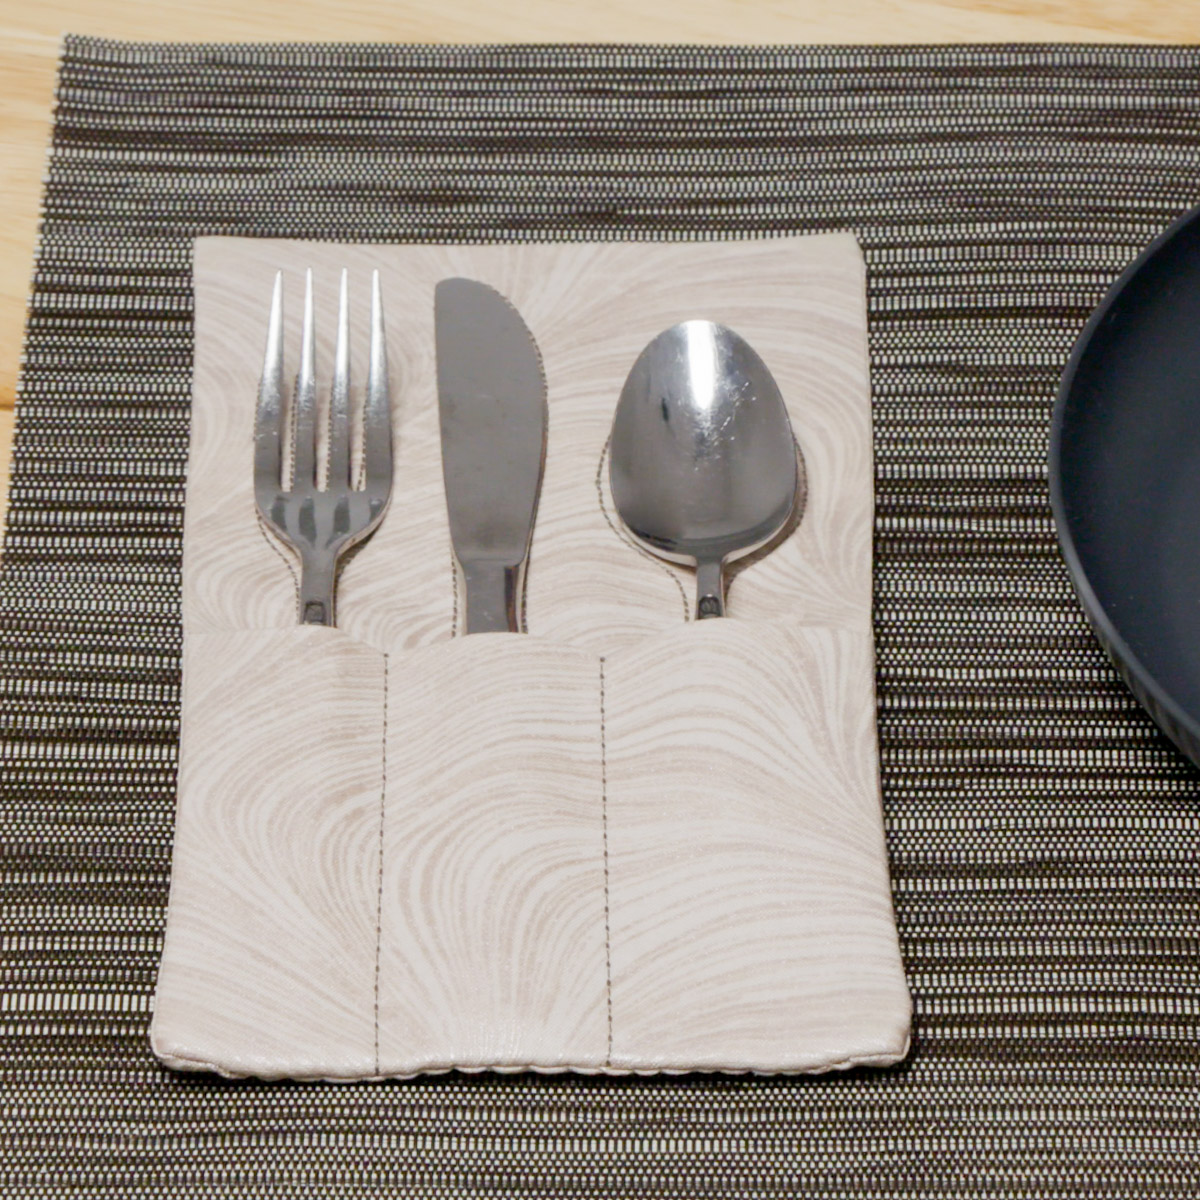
[{"left": 3, "top": 35, "right": 1200, "bottom": 1197}]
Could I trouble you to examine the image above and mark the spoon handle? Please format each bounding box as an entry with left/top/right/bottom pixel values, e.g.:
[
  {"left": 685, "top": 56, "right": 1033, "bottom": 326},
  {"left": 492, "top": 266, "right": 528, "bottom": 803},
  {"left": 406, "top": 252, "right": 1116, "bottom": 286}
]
[{"left": 696, "top": 559, "right": 726, "bottom": 620}]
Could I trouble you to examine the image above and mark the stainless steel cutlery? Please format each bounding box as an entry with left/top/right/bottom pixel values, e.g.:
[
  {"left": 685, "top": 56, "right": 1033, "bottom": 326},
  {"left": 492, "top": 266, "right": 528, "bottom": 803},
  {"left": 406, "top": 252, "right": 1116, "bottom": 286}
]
[
  {"left": 609, "top": 320, "right": 802, "bottom": 619},
  {"left": 435, "top": 278, "right": 548, "bottom": 634},
  {"left": 255, "top": 271, "right": 797, "bottom": 629},
  {"left": 254, "top": 268, "right": 393, "bottom": 626}
]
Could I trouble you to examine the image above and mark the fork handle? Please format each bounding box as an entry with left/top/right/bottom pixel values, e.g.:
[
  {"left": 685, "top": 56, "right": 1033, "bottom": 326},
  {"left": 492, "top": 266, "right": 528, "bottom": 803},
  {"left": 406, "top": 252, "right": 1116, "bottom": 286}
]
[{"left": 298, "top": 551, "right": 337, "bottom": 627}]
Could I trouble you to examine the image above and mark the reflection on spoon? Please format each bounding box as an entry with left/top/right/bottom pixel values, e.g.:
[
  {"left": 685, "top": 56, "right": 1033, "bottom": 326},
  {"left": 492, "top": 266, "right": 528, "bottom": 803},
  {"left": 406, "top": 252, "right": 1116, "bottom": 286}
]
[{"left": 609, "top": 320, "right": 804, "bottom": 619}]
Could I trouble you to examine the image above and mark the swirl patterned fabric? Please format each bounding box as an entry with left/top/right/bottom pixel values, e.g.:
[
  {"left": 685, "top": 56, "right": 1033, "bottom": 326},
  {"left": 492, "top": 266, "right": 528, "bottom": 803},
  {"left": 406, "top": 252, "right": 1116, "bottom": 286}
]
[
  {"left": 3, "top": 35, "right": 1200, "bottom": 1197},
  {"left": 153, "top": 233, "right": 908, "bottom": 1082}
]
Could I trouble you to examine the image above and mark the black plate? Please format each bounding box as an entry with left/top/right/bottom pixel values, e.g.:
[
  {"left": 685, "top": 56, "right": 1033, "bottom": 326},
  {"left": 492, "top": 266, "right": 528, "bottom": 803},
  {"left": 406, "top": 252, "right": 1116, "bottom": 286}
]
[{"left": 1051, "top": 204, "right": 1200, "bottom": 767}]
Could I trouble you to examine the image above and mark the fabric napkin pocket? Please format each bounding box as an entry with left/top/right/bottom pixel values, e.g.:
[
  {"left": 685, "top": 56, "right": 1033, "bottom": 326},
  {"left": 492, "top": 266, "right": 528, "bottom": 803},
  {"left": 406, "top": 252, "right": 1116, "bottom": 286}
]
[
  {"left": 151, "top": 616, "right": 909, "bottom": 1080},
  {"left": 152, "top": 232, "right": 911, "bottom": 1079}
]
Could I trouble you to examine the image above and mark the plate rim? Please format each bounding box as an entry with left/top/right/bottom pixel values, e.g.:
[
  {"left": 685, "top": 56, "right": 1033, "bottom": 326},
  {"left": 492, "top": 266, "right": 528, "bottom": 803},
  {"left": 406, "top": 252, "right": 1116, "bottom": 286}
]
[{"left": 1049, "top": 201, "right": 1200, "bottom": 754}]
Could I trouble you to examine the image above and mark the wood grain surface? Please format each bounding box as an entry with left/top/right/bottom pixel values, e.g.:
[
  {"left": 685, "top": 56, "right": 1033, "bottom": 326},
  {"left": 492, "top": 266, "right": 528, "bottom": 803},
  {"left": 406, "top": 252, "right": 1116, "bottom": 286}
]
[
  {"left": 155, "top": 619, "right": 909, "bottom": 1079},
  {"left": 378, "top": 635, "right": 610, "bottom": 1076},
  {"left": 0, "top": 3, "right": 1196, "bottom": 529},
  {"left": 603, "top": 619, "right": 908, "bottom": 1072},
  {"left": 152, "top": 628, "right": 386, "bottom": 1080}
]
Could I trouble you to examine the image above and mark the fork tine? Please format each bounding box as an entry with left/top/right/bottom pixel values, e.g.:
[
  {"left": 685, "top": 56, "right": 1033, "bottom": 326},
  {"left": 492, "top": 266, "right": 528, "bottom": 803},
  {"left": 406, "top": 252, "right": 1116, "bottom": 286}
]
[
  {"left": 327, "top": 268, "right": 352, "bottom": 490},
  {"left": 257, "top": 266, "right": 391, "bottom": 627},
  {"left": 363, "top": 269, "right": 392, "bottom": 496},
  {"left": 254, "top": 271, "right": 285, "bottom": 505},
  {"left": 292, "top": 267, "right": 318, "bottom": 489}
]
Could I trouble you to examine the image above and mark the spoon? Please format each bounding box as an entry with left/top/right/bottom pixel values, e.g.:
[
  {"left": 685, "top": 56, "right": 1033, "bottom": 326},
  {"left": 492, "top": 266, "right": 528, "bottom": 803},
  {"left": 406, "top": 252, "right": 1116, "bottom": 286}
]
[{"left": 609, "top": 320, "right": 803, "bottom": 619}]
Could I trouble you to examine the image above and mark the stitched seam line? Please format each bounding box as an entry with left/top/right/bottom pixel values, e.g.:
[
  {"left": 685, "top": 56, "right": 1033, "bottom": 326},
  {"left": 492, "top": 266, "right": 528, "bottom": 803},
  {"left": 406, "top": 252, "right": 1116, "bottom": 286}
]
[
  {"left": 254, "top": 509, "right": 300, "bottom": 620},
  {"left": 599, "top": 654, "right": 614, "bottom": 1066},
  {"left": 373, "top": 651, "right": 389, "bottom": 1077},
  {"left": 595, "top": 435, "right": 690, "bottom": 622}
]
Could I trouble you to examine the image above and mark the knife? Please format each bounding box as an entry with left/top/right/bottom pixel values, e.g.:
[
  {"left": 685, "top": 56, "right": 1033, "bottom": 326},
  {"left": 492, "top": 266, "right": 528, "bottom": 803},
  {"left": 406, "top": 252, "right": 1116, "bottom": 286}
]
[{"left": 435, "top": 278, "right": 548, "bottom": 634}]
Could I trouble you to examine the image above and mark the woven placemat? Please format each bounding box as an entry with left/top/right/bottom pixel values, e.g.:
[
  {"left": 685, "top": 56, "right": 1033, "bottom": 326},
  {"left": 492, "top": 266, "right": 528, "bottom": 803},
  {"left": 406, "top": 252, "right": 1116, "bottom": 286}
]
[{"left": 3, "top": 35, "right": 1200, "bottom": 1196}]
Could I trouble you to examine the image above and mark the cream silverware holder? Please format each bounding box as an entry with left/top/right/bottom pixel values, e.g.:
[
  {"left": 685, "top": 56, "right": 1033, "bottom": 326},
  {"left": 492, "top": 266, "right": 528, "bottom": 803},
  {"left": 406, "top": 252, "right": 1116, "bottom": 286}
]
[{"left": 150, "top": 236, "right": 912, "bottom": 1081}]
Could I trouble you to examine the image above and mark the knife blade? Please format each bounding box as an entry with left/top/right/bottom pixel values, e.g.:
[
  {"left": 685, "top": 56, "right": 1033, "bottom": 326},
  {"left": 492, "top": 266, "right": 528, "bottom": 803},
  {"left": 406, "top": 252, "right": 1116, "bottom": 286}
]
[{"left": 435, "top": 278, "right": 548, "bottom": 634}]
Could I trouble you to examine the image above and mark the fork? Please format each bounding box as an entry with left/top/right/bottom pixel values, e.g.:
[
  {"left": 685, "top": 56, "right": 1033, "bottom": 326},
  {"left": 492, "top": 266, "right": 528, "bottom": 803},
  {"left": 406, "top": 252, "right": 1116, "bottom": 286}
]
[{"left": 254, "top": 267, "right": 393, "bottom": 626}]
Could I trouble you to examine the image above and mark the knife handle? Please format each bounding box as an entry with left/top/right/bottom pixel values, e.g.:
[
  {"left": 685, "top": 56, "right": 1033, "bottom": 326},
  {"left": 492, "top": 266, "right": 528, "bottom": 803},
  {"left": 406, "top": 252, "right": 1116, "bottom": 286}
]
[{"left": 461, "top": 560, "right": 524, "bottom": 634}]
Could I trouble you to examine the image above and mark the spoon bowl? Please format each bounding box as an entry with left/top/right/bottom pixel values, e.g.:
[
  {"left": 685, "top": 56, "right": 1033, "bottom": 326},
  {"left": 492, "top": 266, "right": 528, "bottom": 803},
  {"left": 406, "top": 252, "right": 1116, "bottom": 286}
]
[{"left": 609, "top": 320, "right": 803, "bottom": 618}]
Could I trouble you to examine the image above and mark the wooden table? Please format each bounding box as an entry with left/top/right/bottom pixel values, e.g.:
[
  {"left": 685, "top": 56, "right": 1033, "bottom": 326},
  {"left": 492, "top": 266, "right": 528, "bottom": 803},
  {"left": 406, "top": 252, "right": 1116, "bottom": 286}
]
[{"left": 0, "top": 1, "right": 1194, "bottom": 526}]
